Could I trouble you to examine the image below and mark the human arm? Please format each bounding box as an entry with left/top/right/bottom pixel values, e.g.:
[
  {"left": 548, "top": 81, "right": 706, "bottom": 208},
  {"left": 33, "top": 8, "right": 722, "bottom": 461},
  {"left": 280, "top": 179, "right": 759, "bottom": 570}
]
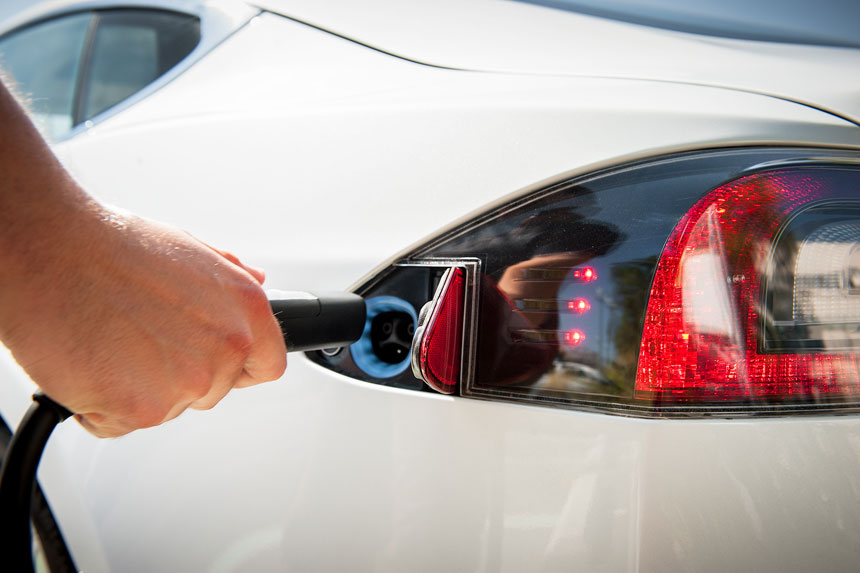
[{"left": 0, "top": 81, "right": 286, "bottom": 437}]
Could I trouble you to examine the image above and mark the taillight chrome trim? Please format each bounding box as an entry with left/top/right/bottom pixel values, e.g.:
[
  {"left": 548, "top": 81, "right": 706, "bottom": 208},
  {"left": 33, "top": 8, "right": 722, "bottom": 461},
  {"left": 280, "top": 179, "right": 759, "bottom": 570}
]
[
  {"left": 411, "top": 267, "right": 457, "bottom": 393},
  {"left": 400, "top": 258, "right": 481, "bottom": 394},
  {"left": 744, "top": 155, "right": 860, "bottom": 175}
]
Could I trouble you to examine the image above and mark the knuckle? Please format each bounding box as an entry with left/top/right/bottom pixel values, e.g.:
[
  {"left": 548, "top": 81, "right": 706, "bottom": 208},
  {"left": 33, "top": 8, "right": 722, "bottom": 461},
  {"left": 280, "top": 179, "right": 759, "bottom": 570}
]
[
  {"left": 224, "top": 329, "right": 253, "bottom": 361},
  {"left": 76, "top": 414, "right": 115, "bottom": 438},
  {"left": 129, "top": 404, "right": 166, "bottom": 429},
  {"left": 240, "top": 282, "right": 271, "bottom": 317},
  {"left": 269, "top": 353, "right": 287, "bottom": 381},
  {"left": 182, "top": 366, "right": 214, "bottom": 401},
  {"left": 120, "top": 391, "right": 174, "bottom": 430},
  {"left": 192, "top": 399, "right": 217, "bottom": 411},
  {"left": 235, "top": 278, "right": 261, "bottom": 301}
]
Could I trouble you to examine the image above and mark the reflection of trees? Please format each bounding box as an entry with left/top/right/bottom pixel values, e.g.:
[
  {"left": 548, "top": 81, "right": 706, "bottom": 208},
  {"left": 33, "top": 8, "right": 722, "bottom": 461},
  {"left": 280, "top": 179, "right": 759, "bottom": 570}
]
[
  {"left": 452, "top": 186, "right": 629, "bottom": 390},
  {"left": 605, "top": 256, "right": 656, "bottom": 393},
  {"left": 476, "top": 275, "right": 558, "bottom": 387},
  {"left": 435, "top": 186, "right": 624, "bottom": 280}
]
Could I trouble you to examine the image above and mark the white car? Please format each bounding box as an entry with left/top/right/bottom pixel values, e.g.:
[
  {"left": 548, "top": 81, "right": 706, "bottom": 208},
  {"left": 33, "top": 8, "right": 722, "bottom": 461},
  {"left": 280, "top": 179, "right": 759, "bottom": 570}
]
[{"left": 2, "top": 0, "right": 860, "bottom": 571}]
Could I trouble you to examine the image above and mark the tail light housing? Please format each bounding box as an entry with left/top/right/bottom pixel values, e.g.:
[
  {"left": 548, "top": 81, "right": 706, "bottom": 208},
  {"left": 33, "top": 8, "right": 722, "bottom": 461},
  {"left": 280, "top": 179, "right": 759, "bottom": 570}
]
[
  {"left": 312, "top": 148, "right": 860, "bottom": 417},
  {"left": 637, "top": 168, "right": 860, "bottom": 404}
]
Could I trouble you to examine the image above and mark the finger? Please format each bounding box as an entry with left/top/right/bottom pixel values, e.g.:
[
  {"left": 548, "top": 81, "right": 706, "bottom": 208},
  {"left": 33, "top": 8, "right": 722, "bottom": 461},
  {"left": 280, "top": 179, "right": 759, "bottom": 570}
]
[
  {"left": 188, "top": 386, "right": 231, "bottom": 410},
  {"left": 161, "top": 398, "right": 195, "bottom": 421},
  {"left": 187, "top": 364, "right": 239, "bottom": 411},
  {"left": 78, "top": 396, "right": 197, "bottom": 435},
  {"left": 234, "top": 305, "right": 287, "bottom": 389},
  {"left": 198, "top": 240, "right": 267, "bottom": 284},
  {"left": 187, "top": 312, "right": 260, "bottom": 408},
  {"left": 182, "top": 279, "right": 283, "bottom": 406},
  {"left": 75, "top": 413, "right": 133, "bottom": 439},
  {"left": 234, "top": 360, "right": 286, "bottom": 389},
  {"left": 242, "top": 263, "right": 266, "bottom": 285},
  {"left": 75, "top": 414, "right": 107, "bottom": 438},
  {"left": 219, "top": 249, "right": 266, "bottom": 284}
]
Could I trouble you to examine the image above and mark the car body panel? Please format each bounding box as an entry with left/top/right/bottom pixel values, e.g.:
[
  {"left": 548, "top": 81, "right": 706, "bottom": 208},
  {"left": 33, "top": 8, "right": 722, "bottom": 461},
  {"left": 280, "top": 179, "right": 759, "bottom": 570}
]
[
  {"left": 49, "top": 14, "right": 860, "bottom": 293},
  {"left": 256, "top": 0, "right": 860, "bottom": 125},
  {"left": 0, "top": 5, "right": 859, "bottom": 573},
  {"left": 6, "top": 350, "right": 860, "bottom": 571}
]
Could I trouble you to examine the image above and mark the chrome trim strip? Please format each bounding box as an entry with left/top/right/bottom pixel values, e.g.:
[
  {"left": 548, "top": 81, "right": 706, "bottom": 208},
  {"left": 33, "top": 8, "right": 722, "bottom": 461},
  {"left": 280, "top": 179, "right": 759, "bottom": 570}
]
[
  {"left": 410, "top": 268, "right": 453, "bottom": 390},
  {"left": 399, "top": 258, "right": 481, "bottom": 394},
  {"left": 744, "top": 155, "right": 860, "bottom": 173}
]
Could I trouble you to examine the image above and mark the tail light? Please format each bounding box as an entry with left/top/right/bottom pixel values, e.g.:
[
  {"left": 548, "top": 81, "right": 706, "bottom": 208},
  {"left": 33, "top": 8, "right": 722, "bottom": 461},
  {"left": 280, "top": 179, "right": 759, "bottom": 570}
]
[
  {"left": 637, "top": 168, "right": 860, "bottom": 404},
  {"left": 312, "top": 148, "right": 860, "bottom": 416}
]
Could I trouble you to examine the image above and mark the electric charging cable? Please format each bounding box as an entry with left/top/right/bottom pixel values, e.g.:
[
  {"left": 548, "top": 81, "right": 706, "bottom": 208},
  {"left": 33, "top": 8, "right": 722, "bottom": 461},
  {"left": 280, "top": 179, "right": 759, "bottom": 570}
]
[
  {"left": 0, "top": 393, "right": 72, "bottom": 572},
  {"left": 0, "top": 291, "right": 365, "bottom": 572}
]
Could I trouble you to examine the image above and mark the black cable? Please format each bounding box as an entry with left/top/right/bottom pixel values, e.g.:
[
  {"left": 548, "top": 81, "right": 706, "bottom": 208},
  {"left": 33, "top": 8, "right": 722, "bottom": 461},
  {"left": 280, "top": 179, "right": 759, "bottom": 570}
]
[{"left": 0, "top": 394, "right": 72, "bottom": 573}]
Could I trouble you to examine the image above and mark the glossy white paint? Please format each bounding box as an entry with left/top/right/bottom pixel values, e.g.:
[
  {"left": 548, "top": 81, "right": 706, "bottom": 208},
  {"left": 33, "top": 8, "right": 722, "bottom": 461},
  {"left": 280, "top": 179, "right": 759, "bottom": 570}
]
[
  {"left": 0, "top": 4, "right": 859, "bottom": 572},
  {"left": 52, "top": 14, "right": 859, "bottom": 291},
  {"left": 256, "top": 0, "right": 860, "bottom": 123},
  {"left": 6, "top": 345, "right": 860, "bottom": 571}
]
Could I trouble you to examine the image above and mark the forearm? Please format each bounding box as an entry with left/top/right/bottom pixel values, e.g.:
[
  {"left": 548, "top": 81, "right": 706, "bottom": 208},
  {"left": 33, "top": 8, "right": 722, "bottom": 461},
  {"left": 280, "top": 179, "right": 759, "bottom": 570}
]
[
  {"left": 0, "top": 81, "right": 104, "bottom": 340},
  {"left": 0, "top": 80, "right": 95, "bottom": 213}
]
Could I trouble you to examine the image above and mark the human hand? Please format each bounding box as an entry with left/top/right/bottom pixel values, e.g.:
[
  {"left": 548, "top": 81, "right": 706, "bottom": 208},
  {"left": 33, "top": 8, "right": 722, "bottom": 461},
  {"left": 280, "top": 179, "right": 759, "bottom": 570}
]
[{"left": 0, "top": 204, "right": 287, "bottom": 438}]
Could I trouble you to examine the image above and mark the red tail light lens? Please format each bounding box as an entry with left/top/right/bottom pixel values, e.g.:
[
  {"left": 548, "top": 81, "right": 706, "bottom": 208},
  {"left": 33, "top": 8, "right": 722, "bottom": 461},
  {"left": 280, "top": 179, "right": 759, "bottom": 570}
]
[
  {"left": 636, "top": 168, "right": 860, "bottom": 403},
  {"left": 412, "top": 268, "right": 465, "bottom": 394}
]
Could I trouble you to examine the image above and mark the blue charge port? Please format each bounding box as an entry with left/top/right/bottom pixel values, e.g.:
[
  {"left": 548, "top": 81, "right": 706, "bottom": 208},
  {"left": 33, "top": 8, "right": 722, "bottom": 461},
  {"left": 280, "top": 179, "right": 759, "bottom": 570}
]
[{"left": 350, "top": 296, "right": 417, "bottom": 378}]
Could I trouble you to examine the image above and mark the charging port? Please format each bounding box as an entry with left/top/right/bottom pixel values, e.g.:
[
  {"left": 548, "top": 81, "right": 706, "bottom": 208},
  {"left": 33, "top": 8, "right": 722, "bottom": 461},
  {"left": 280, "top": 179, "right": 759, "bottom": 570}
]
[
  {"left": 351, "top": 296, "right": 417, "bottom": 378},
  {"left": 371, "top": 311, "right": 415, "bottom": 364}
]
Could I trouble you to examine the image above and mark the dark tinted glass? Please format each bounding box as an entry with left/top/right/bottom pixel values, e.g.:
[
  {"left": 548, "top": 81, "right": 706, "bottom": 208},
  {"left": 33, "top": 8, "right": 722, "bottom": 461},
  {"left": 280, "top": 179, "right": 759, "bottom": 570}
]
[
  {"left": 79, "top": 9, "right": 200, "bottom": 121},
  {"left": 0, "top": 13, "right": 91, "bottom": 139},
  {"left": 764, "top": 201, "right": 860, "bottom": 352},
  {"left": 421, "top": 154, "right": 736, "bottom": 403}
]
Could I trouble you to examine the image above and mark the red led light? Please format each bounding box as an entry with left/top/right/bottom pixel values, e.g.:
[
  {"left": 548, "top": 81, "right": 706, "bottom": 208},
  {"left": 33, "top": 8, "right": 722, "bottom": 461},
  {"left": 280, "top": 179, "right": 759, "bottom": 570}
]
[
  {"left": 568, "top": 298, "right": 591, "bottom": 313},
  {"left": 419, "top": 268, "right": 464, "bottom": 394},
  {"left": 635, "top": 170, "right": 860, "bottom": 402},
  {"left": 572, "top": 267, "right": 597, "bottom": 282},
  {"left": 564, "top": 330, "right": 586, "bottom": 346}
]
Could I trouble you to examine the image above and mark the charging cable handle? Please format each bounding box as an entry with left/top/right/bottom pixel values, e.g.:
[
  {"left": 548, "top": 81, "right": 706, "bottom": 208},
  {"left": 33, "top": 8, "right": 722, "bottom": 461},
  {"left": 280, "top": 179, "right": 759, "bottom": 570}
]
[
  {"left": 0, "top": 393, "right": 72, "bottom": 573},
  {"left": 268, "top": 291, "right": 366, "bottom": 352}
]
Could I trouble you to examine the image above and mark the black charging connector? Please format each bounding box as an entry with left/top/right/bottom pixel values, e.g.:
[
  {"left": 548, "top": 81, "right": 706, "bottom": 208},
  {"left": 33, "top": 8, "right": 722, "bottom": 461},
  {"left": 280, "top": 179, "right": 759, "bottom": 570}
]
[{"left": 268, "top": 290, "right": 366, "bottom": 352}]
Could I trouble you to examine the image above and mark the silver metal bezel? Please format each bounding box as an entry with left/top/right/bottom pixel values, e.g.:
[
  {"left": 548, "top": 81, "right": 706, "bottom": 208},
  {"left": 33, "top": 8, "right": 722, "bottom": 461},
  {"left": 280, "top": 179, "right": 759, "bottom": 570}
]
[{"left": 399, "top": 258, "right": 481, "bottom": 394}]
